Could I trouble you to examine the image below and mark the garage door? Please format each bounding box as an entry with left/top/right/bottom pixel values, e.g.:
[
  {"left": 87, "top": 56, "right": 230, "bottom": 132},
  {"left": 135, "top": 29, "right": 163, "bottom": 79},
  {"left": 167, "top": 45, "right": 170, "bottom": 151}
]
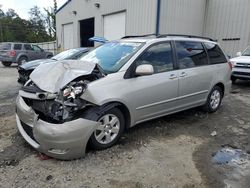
[
  {"left": 104, "top": 12, "right": 126, "bottom": 40},
  {"left": 63, "top": 23, "right": 73, "bottom": 50}
]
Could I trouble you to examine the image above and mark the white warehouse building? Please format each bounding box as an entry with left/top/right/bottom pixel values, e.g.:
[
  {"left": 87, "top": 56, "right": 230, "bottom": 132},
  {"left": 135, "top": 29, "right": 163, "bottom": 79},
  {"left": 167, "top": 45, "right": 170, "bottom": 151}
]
[{"left": 56, "top": 0, "right": 250, "bottom": 57}]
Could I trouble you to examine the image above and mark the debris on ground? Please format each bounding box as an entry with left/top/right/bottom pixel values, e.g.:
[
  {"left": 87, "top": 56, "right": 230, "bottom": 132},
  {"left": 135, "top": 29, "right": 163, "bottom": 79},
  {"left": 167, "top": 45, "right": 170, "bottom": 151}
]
[
  {"left": 46, "top": 175, "right": 53, "bottom": 181},
  {"left": 37, "top": 153, "right": 51, "bottom": 161},
  {"left": 231, "top": 89, "right": 240, "bottom": 94},
  {"left": 210, "top": 131, "right": 217, "bottom": 137}
]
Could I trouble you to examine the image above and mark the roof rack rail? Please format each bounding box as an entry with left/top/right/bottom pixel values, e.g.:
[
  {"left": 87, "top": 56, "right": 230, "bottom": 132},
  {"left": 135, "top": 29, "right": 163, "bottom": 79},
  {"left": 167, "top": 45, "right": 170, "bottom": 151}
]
[
  {"left": 122, "top": 33, "right": 157, "bottom": 39},
  {"left": 157, "top": 34, "right": 215, "bottom": 41}
]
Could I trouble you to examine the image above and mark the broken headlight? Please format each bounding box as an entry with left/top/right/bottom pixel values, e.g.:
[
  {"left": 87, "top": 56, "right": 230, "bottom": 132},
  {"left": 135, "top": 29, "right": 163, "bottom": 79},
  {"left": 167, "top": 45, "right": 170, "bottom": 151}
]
[
  {"left": 51, "top": 81, "right": 88, "bottom": 122},
  {"left": 63, "top": 83, "right": 85, "bottom": 99}
]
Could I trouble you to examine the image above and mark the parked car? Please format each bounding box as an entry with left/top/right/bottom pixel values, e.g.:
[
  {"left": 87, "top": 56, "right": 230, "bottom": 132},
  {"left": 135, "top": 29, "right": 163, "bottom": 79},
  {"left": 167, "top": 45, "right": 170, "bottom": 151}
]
[
  {"left": 16, "top": 35, "right": 231, "bottom": 160},
  {"left": 0, "top": 42, "right": 53, "bottom": 67},
  {"left": 230, "top": 46, "right": 250, "bottom": 83},
  {"left": 17, "top": 48, "right": 89, "bottom": 85}
]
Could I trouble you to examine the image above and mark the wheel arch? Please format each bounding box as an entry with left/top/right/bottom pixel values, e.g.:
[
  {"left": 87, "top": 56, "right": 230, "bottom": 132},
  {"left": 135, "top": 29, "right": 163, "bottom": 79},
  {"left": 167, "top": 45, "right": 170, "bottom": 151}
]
[
  {"left": 17, "top": 55, "right": 28, "bottom": 62},
  {"left": 214, "top": 82, "right": 225, "bottom": 97},
  {"left": 100, "top": 101, "right": 131, "bottom": 130}
]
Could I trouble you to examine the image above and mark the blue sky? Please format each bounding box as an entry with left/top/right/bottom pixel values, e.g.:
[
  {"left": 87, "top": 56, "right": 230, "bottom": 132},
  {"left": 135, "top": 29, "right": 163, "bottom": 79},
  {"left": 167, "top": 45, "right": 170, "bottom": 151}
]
[{"left": 0, "top": 0, "right": 67, "bottom": 19}]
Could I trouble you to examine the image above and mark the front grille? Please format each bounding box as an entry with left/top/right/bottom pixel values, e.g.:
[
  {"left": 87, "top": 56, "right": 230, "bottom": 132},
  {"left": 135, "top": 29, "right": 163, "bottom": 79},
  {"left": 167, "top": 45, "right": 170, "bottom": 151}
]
[
  {"left": 233, "top": 71, "right": 250, "bottom": 76},
  {"left": 20, "top": 121, "right": 36, "bottom": 142},
  {"left": 235, "top": 63, "right": 250, "bottom": 69},
  {"left": 23, "top": 97, "right": 33, "bottom": 107}
]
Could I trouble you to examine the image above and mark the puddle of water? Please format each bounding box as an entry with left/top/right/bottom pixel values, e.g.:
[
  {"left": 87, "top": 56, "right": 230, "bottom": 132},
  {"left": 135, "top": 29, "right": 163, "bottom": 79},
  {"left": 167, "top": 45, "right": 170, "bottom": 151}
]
[
  {"left": 212, "top": 147, "right": 249, "bottom": 166},
  {"left": 212, "top": 147, "right": 250, "bottom": 188}
]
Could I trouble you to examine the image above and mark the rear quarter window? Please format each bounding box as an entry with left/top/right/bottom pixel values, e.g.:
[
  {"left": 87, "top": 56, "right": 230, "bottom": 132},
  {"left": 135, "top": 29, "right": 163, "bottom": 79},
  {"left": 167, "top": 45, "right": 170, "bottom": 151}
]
[
  {"left": 0, "top": 43, "right": 11, "bottom": 50},
  {"left": 204, "top": 43, "right": 227, "bottom": 64},
  {"left": 14, "top": 44, "right": 22, "bottom": 50}
]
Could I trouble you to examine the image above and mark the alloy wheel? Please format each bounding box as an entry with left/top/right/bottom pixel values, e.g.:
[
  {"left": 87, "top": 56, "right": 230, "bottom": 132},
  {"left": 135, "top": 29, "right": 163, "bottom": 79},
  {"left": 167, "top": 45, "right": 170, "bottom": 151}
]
[{"left": 94, "top": 114, "right": 120, "bottom": 144}]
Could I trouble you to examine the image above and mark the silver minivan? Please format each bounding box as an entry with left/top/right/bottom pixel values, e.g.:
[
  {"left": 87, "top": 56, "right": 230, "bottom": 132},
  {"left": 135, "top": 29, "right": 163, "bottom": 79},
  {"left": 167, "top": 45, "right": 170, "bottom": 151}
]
[{"left": 16, "top": 35, "right": 232, "bottom": 159}]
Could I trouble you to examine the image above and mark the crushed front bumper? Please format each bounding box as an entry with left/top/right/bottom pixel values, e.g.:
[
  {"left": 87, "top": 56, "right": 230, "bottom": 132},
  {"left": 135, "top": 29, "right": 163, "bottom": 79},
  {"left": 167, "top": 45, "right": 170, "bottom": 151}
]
[{"left": 16, "top": 95, "right": 99, "bottom": 160}]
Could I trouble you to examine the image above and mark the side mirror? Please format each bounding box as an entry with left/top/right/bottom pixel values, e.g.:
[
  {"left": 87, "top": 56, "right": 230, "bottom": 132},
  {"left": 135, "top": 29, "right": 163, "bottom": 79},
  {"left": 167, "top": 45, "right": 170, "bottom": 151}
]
[
  {"left": 236, "top": 52, "right": 242, "bottom": 57},
  {"left": 135, "top": 64, "right": 154, "bottom": 76}
]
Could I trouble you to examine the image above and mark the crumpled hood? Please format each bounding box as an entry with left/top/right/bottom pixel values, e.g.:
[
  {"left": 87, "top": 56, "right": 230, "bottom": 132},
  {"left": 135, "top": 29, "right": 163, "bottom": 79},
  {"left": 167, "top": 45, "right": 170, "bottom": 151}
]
[
  {"left": 230, "top": 56, "right": 250, "bottom": 63},
  {"left": 20, "top": 59, "right": 56, "bottom": 70},
  {"left": 30, "top": 60, "right": 96, "bottom": 93}
]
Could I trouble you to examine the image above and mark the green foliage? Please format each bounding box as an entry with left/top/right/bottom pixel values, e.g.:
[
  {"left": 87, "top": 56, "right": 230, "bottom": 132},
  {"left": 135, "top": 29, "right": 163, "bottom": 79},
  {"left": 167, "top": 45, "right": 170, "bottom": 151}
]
[{"left": 0, "top": 2, "right": 57, "bottom": 43}]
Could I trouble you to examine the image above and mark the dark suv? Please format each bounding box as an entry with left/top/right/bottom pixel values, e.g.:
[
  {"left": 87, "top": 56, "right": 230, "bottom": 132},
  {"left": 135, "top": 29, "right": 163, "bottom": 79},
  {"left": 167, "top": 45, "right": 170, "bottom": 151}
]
[{"left": 0, "top": 42, "right": 53, "bottom": 67}]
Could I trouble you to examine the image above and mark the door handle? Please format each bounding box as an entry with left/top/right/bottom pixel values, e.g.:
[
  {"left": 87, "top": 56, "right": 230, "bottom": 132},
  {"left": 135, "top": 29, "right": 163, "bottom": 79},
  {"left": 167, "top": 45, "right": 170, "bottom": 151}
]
[
  {"left": 179, "top": 72, "right": 187, "bottom": 77},
  {"left": 169, "top": 74, "right": 178, "bottom": 80}
]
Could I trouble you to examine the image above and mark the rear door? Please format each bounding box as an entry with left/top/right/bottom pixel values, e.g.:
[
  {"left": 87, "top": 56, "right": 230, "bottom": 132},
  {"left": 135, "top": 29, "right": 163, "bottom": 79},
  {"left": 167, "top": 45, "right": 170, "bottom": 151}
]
[{"left": 175, "top": 41, "right": 213, "bottom": 109}]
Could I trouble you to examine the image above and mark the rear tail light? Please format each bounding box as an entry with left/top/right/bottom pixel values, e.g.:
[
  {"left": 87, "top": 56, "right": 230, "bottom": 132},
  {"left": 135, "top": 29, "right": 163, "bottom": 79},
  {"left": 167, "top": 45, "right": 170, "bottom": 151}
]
[
  {"left": 7, "top": 50, "right": 16, "bottom": 57},
  {"left": 228, "top": 61, "right": 233, "bottom": 70}
]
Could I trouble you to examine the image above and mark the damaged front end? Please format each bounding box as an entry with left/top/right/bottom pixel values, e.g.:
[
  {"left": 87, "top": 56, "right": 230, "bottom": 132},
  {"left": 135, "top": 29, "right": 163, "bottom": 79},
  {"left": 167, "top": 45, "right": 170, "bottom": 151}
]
[
  {"left": 24, "top": 74, "right": 100, "bottom": 124},
  {"left": 24, "top": 60, "right": 104, "bottom": 123},
  {"left": 16, "top": 60, "right": 104, "bottom": 159}
]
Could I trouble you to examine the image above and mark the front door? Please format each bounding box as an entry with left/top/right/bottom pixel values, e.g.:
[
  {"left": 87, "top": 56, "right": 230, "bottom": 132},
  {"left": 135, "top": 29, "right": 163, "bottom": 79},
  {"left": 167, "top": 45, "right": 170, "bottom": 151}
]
[
  {"left": 126, "top": 42, "right": 179, "bottom": 123},
  {"left": 32, "top": 45, "right": 45, "bottom": 59}
]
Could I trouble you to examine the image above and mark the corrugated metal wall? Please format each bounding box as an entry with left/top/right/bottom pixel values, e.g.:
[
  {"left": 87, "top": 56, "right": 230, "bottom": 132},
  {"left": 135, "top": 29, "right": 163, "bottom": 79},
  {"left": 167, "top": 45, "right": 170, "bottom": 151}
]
[
  {"left": 159, "top": 0, "right": 207, "bottom": 35},
  {"left": 56, "top": 0, "right": 157, "bottom": 49},
  {"left": 56, "top": 0, "right": 250, "bottom": 56},
  {"left": 204, "top": 0, "right": 250, "bottom": 57}
]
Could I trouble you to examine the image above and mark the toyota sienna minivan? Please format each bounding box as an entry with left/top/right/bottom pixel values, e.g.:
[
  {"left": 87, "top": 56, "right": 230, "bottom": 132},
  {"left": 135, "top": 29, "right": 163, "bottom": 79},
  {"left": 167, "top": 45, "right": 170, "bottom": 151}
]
[{"left": 16, "top": 35, "right": 232, "bottom": 159}]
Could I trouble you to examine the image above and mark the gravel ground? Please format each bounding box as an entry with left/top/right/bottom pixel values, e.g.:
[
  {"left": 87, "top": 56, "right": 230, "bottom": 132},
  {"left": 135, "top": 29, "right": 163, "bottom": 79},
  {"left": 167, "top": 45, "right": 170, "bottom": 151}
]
[{"left": 0, "top": 63, "right": 250, "bottom": 188}]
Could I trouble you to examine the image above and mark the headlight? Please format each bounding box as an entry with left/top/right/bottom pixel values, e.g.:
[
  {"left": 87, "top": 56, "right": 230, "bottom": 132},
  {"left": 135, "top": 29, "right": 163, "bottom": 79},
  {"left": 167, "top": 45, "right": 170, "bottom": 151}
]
[{"left": 62, "top": 82, "right": 86, "bottom": 99}]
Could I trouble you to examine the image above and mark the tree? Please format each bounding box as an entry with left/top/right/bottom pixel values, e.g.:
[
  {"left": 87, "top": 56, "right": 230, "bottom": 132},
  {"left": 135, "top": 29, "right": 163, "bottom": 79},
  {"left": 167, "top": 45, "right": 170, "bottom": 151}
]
[
  {"left": 28, "top": 6, "right": 53, "bottom": 42},
  {"left": 44, "top": 0, "right": 57, "bottom": 39},
  {"left": 0, "top": 6, "right": 54, "bottom": 43}
]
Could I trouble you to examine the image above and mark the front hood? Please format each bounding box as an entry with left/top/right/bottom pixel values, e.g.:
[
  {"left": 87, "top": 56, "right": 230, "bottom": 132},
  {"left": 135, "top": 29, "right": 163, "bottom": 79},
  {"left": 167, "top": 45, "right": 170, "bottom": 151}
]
[
  {"left": 230, "top": 56, "right": 250, "bottom": 63},
  {"left": 20, "top": 59, "right": 55, "bottom": 70},
  {"left": 30, "top": 60, "right": 96, "bottom": 93}
]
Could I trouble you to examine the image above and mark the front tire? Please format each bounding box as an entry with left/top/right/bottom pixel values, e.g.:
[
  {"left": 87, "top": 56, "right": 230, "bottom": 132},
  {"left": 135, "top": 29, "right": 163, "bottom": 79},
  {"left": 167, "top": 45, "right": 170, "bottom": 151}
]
[
  {"left": 2, "top": 61, "right": 12, "bottom": 67},
  {"left": 203, "top": 86, "right": 223, "bottom": 113},
  {"left": 231, "top": 76, "right": 237, "bottom": 84},
  {"left": 89, "top": 108, "right": 125, "bottom": 150}
]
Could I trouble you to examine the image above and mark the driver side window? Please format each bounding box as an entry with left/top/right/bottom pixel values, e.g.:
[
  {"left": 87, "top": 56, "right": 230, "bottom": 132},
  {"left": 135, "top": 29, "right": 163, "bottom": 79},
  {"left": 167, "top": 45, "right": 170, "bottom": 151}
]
[
  {"left": 136, "top": 42, "right": 174, "bottom": 74},
  {"left": 32, "top": 45, "right": 42, "bottom": 52}
]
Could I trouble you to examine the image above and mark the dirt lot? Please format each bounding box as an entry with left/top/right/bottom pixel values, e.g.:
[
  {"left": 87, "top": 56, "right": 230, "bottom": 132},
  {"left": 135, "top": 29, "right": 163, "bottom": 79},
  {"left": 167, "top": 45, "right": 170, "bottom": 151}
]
[{"left": 0, "top": 64, "right": 250, "bottom": 188}]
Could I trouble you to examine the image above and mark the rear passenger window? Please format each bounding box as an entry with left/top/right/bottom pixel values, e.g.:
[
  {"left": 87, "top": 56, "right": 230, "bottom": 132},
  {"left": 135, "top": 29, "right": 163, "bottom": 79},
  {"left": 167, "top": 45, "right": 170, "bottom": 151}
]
[
  {"left": 24, "top": 44, "right": 33, "bottom": 51},
  {"left": 136, "top": 42, "right": 174, "bottom": 74},
  {"left": 14, "top": 44, "right": 22, "bottom": 50},
  {"left": 204, "top": 43, "right": 227, "bottom": 64},
  {"left": 176, "top": 41, "right": 208, "bottom": 69}
]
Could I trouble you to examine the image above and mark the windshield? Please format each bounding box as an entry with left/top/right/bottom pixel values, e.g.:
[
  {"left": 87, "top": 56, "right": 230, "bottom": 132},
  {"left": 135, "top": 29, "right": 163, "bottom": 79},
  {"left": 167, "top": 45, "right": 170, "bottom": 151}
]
[
  {"left": 80, "top": 42, "right": 143, "bottom": 73},
  {"left": 52, "top": 49, "right": 82, "bottom": 60},
  {"left": 242, "top": 47, "right": 250, "bottom": 56}
]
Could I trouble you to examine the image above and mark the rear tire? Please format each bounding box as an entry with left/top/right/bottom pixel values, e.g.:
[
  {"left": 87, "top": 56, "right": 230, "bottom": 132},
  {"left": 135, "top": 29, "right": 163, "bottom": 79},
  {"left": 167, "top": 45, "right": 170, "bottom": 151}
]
[
  {"left": 203, "top": 86, "right": 223, "bottom": 113},
  {"left": 89, "top": 108, "right": 125, "bottom": 150},
  {"left": 231, "top": 76, "right": 237, "bottom": 84},
  {"left": 18, "top": 56, "right": 28, "bottom": 66},
  {"left": 1, "top": 61, "right": 12, "bottom": 67}
]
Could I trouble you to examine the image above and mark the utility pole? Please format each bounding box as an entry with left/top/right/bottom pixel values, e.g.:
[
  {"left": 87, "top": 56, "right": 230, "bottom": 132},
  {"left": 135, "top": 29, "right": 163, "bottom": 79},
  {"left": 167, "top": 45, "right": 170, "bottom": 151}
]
[{"left": 0, "top": 4, "right": 2, "bottom": 42}]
